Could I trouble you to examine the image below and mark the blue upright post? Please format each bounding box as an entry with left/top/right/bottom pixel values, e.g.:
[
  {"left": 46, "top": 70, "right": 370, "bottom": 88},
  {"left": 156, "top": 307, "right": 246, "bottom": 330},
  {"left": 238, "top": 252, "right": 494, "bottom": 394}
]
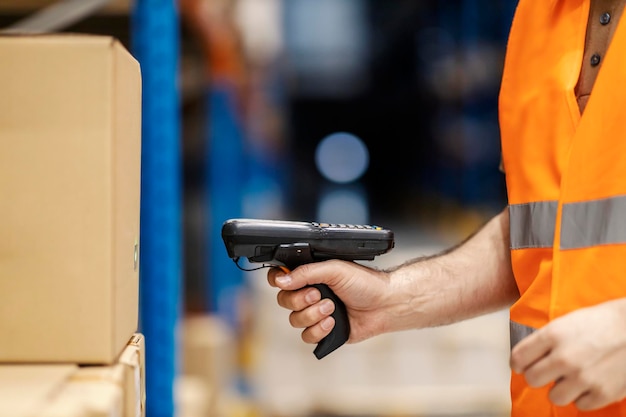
[
  {"left": 205, "top": 81, "right": 245, "bottom": 327},
  {"left": 131, "top": 2, "right": 182, "bottom": 417}
]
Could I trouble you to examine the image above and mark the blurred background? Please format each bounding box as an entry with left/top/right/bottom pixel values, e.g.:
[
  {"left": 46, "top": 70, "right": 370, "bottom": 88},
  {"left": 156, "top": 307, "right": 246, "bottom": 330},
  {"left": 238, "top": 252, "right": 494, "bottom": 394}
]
[{"left": 1, "top": 1, "right": 516, "bottom": 416}]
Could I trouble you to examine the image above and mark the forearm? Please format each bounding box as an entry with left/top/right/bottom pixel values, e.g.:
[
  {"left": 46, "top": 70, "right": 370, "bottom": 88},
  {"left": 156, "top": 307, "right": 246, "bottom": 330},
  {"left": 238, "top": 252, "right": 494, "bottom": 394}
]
[{"left": 382, "top": 208, "right": 519, "bottom": 332}]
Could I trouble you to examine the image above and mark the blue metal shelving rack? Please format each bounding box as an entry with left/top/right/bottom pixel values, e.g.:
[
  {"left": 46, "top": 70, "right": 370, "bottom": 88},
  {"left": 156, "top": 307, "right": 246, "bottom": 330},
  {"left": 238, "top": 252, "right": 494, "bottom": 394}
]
[
  {"left": 205, "top": 82, "right": 245, "bottom": 326},
  {"left": 131, "top": 1, "right": 182, "bottom": 417}
]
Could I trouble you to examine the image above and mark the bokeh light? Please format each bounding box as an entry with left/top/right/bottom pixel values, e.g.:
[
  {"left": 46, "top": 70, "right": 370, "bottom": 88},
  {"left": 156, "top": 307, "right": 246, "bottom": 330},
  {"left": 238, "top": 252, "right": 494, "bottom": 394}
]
[{"left": 314, "top": 132, "right": 369, "bottom": 184}]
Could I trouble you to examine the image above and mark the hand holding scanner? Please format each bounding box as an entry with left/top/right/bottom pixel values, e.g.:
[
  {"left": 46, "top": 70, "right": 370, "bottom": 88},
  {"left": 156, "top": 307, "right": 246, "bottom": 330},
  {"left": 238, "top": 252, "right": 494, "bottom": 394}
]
[{"left": 221, "top": 218, "right": 394, "bottom": 359}]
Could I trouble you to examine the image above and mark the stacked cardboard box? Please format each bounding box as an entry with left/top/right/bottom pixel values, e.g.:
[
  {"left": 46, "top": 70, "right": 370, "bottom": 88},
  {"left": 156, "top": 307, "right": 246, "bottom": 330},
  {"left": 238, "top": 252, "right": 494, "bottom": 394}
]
[
  {"left": 177, "top": 315, "right": 260, "bottom": 417},
  {"left": 0, "top": 34, "right": 144, "bottom": 417},
  {"left": 0, "top": 335, "right": 145, "bottom": 417},
  {"left": 178, "top": 315, "right": 236, "bottom": 417}
]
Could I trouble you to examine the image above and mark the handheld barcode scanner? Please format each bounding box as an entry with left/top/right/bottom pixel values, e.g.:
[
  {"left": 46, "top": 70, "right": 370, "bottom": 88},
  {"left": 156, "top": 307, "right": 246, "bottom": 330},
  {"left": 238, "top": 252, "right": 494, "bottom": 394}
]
[{"left": 221, "top": 219, "right": 395, "bottom": 359}]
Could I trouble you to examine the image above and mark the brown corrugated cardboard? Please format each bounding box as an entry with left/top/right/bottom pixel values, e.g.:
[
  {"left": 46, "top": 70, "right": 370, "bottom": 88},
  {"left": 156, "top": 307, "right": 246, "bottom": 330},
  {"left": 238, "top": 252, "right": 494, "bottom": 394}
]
[
  {"left": 181, "top": 315, "right": 236, "bottom": 387},
  {"left": 41, "top": 368, "right": 124, "bottom": 417},
  {"left": 37, "top": 399, "right": 88, "bottom": 417},
  {"left": 0, "top": 34, "right": 141, "bottom": 363},
  {"left": 0, "top": 364, "right": 79, "bottom": 417},
  {"left": 174, "top": 376, "right": 213, "bottom": 417},
  {"left": 181, "top": 315, "right": 237, "bottom": 416},
  {"left": 65, "top": 363, "right": 125, "bottom": 417},
  {"left": 75, "top": 333, "right": 146, "bottom": 417},
  {"left": 117, "top": 333, "right": 145, "bottom": 417},
  {"left": 0, "top": 354, "right": 141, "bottom": 417}
]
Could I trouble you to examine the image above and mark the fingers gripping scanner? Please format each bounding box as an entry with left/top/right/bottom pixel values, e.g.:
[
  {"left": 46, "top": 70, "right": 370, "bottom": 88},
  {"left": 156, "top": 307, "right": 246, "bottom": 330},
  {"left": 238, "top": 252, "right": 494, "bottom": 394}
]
[{"left": 221, "top": 219, "right": 394, "bottom": 359}]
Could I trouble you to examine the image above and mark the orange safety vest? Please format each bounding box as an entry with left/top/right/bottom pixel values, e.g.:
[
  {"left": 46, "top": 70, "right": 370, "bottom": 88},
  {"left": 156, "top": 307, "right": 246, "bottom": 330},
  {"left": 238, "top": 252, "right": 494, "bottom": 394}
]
[{"left": 500, "top": 0, "right": 626, "bottom": 416}]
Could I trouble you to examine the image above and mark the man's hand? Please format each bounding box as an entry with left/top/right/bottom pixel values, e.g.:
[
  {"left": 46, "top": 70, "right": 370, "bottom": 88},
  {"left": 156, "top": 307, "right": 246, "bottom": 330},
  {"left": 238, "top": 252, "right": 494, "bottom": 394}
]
[
  {"left": 510, "top": 299, "right": 626, "bottom": 410},
  {"left": 267, "top": 260, "right": 393, "bottom": 345}
]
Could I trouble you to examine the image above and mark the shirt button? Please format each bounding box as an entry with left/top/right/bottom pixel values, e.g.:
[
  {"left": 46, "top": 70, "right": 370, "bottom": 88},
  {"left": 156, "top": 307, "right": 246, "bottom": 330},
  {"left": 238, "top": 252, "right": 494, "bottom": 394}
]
[
  {"left": 600, "top": 12, "right": 611, "bottom": 25},
  {"left": 591, "top": 53, "right": 601, "bottom": 66}
]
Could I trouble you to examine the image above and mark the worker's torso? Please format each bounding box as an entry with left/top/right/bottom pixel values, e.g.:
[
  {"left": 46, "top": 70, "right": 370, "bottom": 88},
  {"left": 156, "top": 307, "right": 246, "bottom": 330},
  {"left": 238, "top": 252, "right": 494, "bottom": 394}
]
[{"left": 500, "top": 0, "right": 626, "bottom": 415}]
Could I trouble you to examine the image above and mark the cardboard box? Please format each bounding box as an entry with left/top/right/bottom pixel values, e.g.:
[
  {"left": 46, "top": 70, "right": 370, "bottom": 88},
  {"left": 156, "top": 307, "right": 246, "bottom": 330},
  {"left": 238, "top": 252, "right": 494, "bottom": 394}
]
[
  {"left": 181, "top": 315, "right": 237, "bottom": 416},
  {"left": 41, "top": 366, "right": 124, "bottom": 417},
  {"left": 181, "top": 315, "right": 236, "bottom": 386},
  {"left": 67, "top": 333, "right": 145, "bottom": 417},
  {"left": 0, "top": 34, "right": 141, "bottom": 363},
  {"left": 116, "top": 333, "right": 145, "bottom": 417},
  {"left": 46, "top": 333, "right": 146, "bottom": 417},
  {"left": 0, "top": 364, "right": 79, "bottom": 417},
  {"left": 0, "top": 334, "right": 146, "bottom": 417},
  {"left": 64, "top": 365, "right": 125, "bottom": 417},
  {"left": 174, "top": 376, "right": 213, "bottom": 417}
]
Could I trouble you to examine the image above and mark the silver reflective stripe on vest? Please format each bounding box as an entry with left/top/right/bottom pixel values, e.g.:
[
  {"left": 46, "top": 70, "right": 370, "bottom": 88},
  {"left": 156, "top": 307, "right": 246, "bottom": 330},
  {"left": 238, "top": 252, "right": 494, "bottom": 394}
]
[
  {"left": 509, "top": 202, "right": 558, "bottom": 249},
  {"left": 561, "top": 195, "right": 626, "bottom": 249},
  {"left": 510, "top": 321, "right": 536, "bottom": 349}
]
